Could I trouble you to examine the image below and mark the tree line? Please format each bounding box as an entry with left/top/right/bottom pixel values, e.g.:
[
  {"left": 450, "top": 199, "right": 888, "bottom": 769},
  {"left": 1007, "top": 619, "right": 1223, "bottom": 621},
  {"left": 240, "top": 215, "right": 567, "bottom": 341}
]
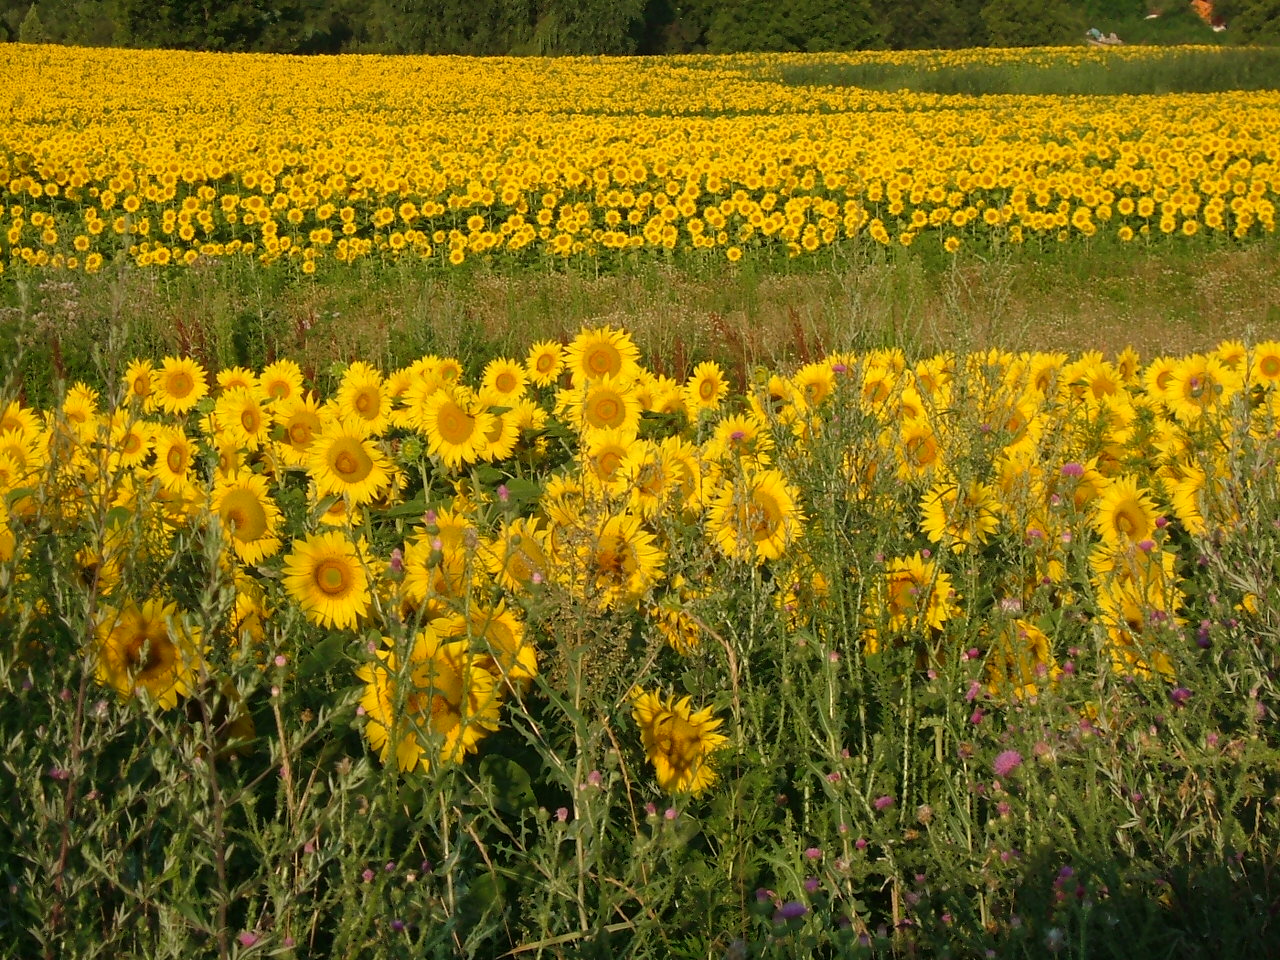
[{"left": 3, "top": 0, "right": 1277, "bottom": 55}]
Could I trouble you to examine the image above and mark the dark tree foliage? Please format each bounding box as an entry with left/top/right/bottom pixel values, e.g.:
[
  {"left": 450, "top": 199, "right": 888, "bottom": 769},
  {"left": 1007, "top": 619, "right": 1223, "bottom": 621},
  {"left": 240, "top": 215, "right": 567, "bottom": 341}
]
[
  {"left": 707, "top": 0, "right": 884, "bottom": 53},
  {"left": 1, "top": 0, "right": 1270, "bottom": 54},
  {"left": 882, "top": 0, "right": 988, "bottom": 49},
  {"left": 981, "top": 0, "right": 1087, "bottom": 46},
  {"left": 1212, "top": 0, "right": 1280, "bottom": 42}
]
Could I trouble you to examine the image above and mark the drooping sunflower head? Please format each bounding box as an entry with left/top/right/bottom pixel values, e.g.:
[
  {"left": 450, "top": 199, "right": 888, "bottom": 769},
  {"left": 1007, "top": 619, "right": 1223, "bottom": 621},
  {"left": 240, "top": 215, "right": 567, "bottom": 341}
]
[
  {"left": 95, "top": 600, "right": 204, "bottom": 709},
  {"left": 706, "top": 469, "right": 802, "bottom": 564},
  {"left": 214, "top": 470, "right": 283, "bottom": 565},
  {"left": 631, "top": 689, "right": 729, "bottom": 796},
  {"left": 356, "top": 629, "right": 501, "bottom": 772}
]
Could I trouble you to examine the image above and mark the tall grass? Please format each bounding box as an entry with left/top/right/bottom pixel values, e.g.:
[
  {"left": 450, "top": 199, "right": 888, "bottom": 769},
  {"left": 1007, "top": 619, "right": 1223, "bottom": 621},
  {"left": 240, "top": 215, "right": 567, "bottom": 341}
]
[
  {"left": 3, "top": 236, "right": 1278, "bottom": 410},
  {"left": 778, "top": 46, "right": 1280, "bottom": 96}
]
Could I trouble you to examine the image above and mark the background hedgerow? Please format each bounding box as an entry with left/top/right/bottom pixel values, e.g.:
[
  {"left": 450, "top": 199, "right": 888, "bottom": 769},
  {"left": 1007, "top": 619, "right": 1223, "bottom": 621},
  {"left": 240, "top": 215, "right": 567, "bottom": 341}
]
[{"left": 2, "top": 324, "right": 1279, "bottom": 958}]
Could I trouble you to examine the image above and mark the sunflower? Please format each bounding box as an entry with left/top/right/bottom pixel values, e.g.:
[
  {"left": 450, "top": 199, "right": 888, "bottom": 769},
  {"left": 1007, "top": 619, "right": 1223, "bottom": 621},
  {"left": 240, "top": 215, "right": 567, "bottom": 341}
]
[
  {"left": 558, "top": 375, "right": 642, "bottom": 437},
  {"left": 478, "top": 406, "right": 520, "bottom": 463},
  {"left": 95, "top": 600, "right": 205, "bottom": 709},
  {"left": 213, "top": 470, "right": 283, "bottom": 564},
  {"left": 106, "top": 412, "right": 153, "bottom": 472},
  {"left": 792, "top": 361, "right": 837, "bottom": 409},
  {"left": 283, "top": 531, "right": 370, "bottom": 630},
  {"left": 229, "top": 573, "right": 269, "bottom": 652},
  {"left": 1091, "top": 545, "right": 1180, "bottom": 680},
  {"left": 400, "top": 507, "right": 481, "bottom": 616},
  {"left": 582, "top": 427, "right": 636, "bottom": 497},
  {"left": 335, "top": 360, "right": 390, "bottom": 435},
  {"left": 1165, "top": 354, "right": 1242, "bottom": 424},
  {"left": 525, "top": 340, "right": 566, "bottom": 388},
  {"left": 306, "top": 422, "right": 393, "bottom": 505},
  {"left": 684, "top": 360, "right": 729, "bottom": 415},
  {"left": 481, "top": 357, "right": 527, "bottom": 402},
  {"left": 1093, "top": 474, "right": 1159, "bottom": 548},
  {"left": 482, "top": 517, "right": 550, "bottom": 594},
  {"left": 706, "top": 469, "right": 803, "bottom": 564},
  {"left": 1162, "top": 459, "right": 1210, "bottom": 536},
  {"left": 643, "top": 374, "right": 688, "bottom": 416},
  {"left": 622, "top": 439, "right": 683, "bottom": 519},
  {"left": 416, "top": 389, "right": 494, "bottom": 469},
  {"left": 259, "top": 359, "right": 305, "bottom": 404},
  {"left": 920, "top": 478, "right": 1001, "bottom": 553},
  {"left": 356, "top": 627, "right": 500, "bottom": 772},
  {"left": 440, "top": 602, "right": 538, "bottom": 691},
  {"left": 214, "top": 387, "right": 271, "bottom": 452},
  {"left": 631, "top": 689, "right": 729, "bottom": 795},
  {"left": 564, "top": 325, "right": 641, "bottom": 386},
  {"left": 573, "top": 511, "right": 666, "bottom": 610},
  {"left": 865, "top": 552, "right": 960, "bottom": 651},
  {"left": 1251, "top": 341, "right": 1280, "bottom": 388},
  {"left": 273, "top": 392, "right": 325, "bottom": 467},
  {"left": 60, "top": 383, "right": 99, "bottom": 442},
  {"left": 892, "top": 418, "right": 943, "bottom": 481},
  {"left": 986, "top": 619, "right": 1060, "bottom": 700},
  {"left": 150, "top": 427, "right": 196, "bottom": 492},
  {"left": 0, "top": 498, "right": 14, "bottom": 563},
  {"left": 647, "top": 575, "right": 707, "bottom": 655},
  {"left": 217, "top": 366, "right": 260, "bottom": 395},
  {"left": 121, "top": 359, "right": 156, "bottom": 409},
  {"left": 703, "top": 413, "right": 773, "bottom": 470},
  {"left": 153, "top": 356, "right": 209, "bottom": 416}
]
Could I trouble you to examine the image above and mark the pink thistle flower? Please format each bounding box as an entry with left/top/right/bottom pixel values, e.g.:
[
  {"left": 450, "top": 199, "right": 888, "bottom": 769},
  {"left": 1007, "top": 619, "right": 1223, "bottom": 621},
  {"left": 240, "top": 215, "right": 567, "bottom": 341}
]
[{"left": 993, "top": 750, "right": 1023, "bottom": 778}]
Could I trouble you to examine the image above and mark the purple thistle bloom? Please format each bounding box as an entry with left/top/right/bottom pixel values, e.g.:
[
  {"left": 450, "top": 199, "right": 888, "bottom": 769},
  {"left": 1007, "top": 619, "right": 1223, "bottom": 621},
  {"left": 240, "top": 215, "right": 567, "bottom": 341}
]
[
  {"left": 993, "top": 749, "right": 1023, "bottom": 778},
  {"left": 873, "top": 794, "right": 895, "bottom": 811},
  {"left": 1169, "top": 687, "right": 1192, "bottom": 706},
  {"left": 774, "top": 901, "right": 808, "bottom": 922}
]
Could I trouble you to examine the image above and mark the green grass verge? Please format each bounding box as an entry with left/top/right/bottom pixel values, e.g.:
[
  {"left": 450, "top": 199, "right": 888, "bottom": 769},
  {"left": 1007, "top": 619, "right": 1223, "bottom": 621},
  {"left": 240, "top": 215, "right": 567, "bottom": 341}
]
[
  {"left": 778, "top": 43, "right": 1280, "bottom": 96},
  {"left": 2, "top": 234, "right": 1278, "bottom": 407}
]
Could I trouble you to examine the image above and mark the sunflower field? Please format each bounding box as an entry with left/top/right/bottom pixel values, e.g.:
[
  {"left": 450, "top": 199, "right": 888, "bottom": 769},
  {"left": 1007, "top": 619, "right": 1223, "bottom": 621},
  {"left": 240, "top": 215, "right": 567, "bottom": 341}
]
[
  {"left": 2, "top": 43, "right": 1279, "bottom": 275},
  {"left": 3, "top": 320, "right": 1280, "bottom": 958},
  {"left": 3, "top": 38, "right": 1280, "bottom": 960}
]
